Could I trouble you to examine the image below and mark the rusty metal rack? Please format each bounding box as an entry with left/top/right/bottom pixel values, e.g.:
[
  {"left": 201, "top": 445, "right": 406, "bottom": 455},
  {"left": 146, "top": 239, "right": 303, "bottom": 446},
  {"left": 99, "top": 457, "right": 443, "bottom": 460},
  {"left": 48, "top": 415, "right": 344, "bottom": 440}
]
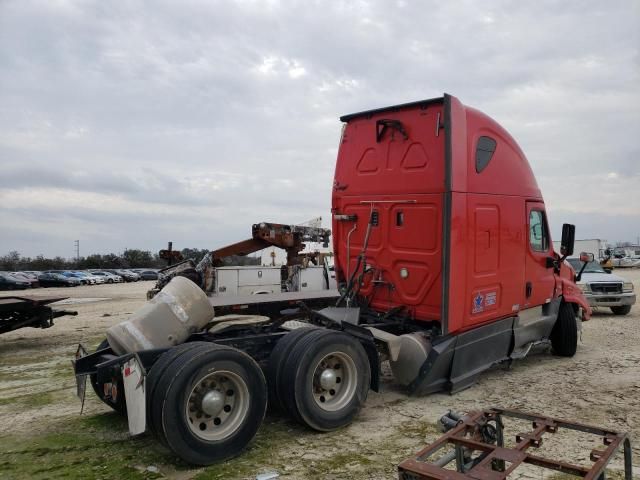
[{"left": 398, "top": 408, "right": 633, "bottom": 480}]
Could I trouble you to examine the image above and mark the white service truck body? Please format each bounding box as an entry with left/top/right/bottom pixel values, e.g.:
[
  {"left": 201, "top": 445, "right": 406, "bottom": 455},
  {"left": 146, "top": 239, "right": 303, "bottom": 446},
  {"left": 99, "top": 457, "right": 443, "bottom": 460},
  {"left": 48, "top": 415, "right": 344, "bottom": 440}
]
[
  {"left": 214, "top": 266, "right": 282, "bottom": 296},
  {"left": 213, "top": 265, "right": 333, "bottom": 296}
]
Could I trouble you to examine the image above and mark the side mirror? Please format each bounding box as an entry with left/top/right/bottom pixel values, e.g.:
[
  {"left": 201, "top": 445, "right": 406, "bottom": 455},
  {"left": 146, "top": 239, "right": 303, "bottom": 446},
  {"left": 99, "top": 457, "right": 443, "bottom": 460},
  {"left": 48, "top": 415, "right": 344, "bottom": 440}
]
[
  {"left": 575, "top": 252, "right": 593, "bottom": 282},
  {"left": 579, "top": 252, "right": 594, "bottom": 263},
  {"left": 560, "top": 224, "right": 575, "bottom": 257}
]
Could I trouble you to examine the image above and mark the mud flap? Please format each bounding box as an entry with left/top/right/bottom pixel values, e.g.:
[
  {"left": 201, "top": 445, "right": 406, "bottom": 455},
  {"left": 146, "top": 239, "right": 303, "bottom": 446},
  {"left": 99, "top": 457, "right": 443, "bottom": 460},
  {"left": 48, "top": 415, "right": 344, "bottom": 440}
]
[
  {"left": 73, "top": 344, "right": 88, "bottom": 413},
  {"left": 122, "top": 356, "right": 146, "bottom": 436}
]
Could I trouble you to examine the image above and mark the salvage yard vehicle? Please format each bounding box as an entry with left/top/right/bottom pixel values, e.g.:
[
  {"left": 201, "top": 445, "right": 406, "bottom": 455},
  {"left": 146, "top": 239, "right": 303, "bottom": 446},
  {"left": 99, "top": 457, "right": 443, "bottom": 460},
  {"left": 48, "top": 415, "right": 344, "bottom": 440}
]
[
  {"left": 90, "top": 271, "right": 123, "bottom": 283},
  {"left": 612, "top": 248, "right": 640, "bottom": 268},
  {"left": 10, "top": 272, "right": 40, "bottom": 288},
  {"left": 138, "top": 270, "right": 159, "bottom": 280},
  {"left": 0, "top": 272, "right": 31, "bottom": 290},
  {"left": 568, "top": 257, "right": 635, "bottom": 315},
  {"left": 105, "top": 269, "right": 140, "bottom": 282},
  {"left": 38, "top": 272, "right": 81, "bottom": 287},
  {"left": 149, "top": 221, "right": 333, "bottom": 299},
  {"left": 62, "top": 271, "right": 93, "bottom": 285},
  {"left": 76, "top": 271, "right": 105, "bottom": 284},
  {"left": 73, "top": 94, "right": 591, "bottom": 466}
]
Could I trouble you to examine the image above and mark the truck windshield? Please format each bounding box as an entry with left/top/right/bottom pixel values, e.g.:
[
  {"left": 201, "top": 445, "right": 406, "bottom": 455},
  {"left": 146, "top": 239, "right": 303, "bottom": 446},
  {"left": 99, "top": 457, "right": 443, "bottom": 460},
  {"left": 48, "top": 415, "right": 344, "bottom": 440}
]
[{"left": 567, "top": 259, "right": 606, "bottom": 274}]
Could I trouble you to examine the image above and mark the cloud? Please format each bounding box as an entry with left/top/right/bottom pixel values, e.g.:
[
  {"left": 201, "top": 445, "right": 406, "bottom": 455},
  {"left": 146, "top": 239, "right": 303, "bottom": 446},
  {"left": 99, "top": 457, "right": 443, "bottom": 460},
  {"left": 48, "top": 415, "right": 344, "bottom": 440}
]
[{"left": 0, "top": 0, "right": 638, "bottom": 256}]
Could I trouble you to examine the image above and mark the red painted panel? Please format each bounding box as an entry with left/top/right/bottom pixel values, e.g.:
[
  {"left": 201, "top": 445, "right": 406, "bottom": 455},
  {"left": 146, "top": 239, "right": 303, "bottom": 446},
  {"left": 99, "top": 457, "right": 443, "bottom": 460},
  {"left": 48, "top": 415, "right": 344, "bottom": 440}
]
[
  {"left": 464, "top": 107, "right": 541, "bottom": 199},
  {"left": 333, "top": 100, "right": 446, "bottom": 323},
  {"left": 333, "top": 104, "right": 445, "bottom": 197},
  {"left": 458, "top": 194, "right": 526, "bottom": 331},
  {"left": 446, "top": 96, "right": 543, "bottom": 334},
  {"left": 333, "top": 195, "right": 443, "bottom": 321},
  {"left": 388, "top": 205, "right": 438, "bottom": 252},
  {"left": 474, "top": 206, "right": 499, "bottom": 274}
]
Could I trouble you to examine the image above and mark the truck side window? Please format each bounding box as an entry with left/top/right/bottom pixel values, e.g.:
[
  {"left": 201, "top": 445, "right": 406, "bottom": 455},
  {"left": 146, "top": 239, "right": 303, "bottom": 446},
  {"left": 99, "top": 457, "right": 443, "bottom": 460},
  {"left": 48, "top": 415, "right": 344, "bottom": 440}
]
[
  {"left": 475, "top": 136, "right": 496, "bottom": 173},
  {"left": 529, "top": 210, "right": 548, "bottom": 252}
]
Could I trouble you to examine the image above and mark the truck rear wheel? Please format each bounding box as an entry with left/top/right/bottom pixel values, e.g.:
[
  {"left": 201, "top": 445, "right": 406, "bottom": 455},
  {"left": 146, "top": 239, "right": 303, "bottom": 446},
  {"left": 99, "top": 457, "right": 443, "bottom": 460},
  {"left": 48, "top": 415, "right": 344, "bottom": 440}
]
[
  {"left": 146, "top": 342, "right": 213, "bottom": 445},
  {"left": 611, "top": 305, "right": 631, "bottom": 315},
  {"left": 550, "top": 303, "right": 578, "bottom": 357},
  {"left": 152, "top": 344, "right": 267, "bottom": 465},
  {"left": 280, "top": 330, "right": 370, "bottom": 431},
  {"left": 89, "top": 339, "right": 126, "bottom": 415},
  {"left": 266, "top": 327, "right": 317, "bottom": 413}
]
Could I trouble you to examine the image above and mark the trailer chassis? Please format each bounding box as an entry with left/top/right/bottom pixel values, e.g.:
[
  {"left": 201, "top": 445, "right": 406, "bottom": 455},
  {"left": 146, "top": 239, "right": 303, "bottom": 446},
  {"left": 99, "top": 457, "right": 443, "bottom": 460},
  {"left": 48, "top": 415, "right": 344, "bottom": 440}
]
[{"left": 0, "top": 296, "right": 77, "bottom": 335}]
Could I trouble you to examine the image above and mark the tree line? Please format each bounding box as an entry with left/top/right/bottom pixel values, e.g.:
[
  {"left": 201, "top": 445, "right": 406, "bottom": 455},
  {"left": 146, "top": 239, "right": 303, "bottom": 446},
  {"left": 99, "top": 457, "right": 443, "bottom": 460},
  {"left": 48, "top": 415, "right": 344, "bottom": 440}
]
[{"left": 0, "top": 248, "right": 260, "bottom": 271}]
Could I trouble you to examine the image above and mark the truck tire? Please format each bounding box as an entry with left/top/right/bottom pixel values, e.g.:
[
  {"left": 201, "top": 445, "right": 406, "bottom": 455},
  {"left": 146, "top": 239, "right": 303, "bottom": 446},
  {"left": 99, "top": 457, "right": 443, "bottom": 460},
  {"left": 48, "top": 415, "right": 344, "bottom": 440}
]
[
  {"left": 550, "top": 303, "right": 578, "bottom": 357},
  {"left": 280, "top": 330, "right": 370, "bottom": 432},
  {"left": 611, "top": 305, "right": 632, "bottom": 315},
  {"left": 146, "top": 342, "right": 213, "bottom": 444},
  {"left": 266, "top": 327, "right": 317, "bottom": 413},
  {"left": 153, "top": 344, "right": 267, "bottom": 465},
  {"left": 89, "top": 339, "right": 127, "bottom": 415}
]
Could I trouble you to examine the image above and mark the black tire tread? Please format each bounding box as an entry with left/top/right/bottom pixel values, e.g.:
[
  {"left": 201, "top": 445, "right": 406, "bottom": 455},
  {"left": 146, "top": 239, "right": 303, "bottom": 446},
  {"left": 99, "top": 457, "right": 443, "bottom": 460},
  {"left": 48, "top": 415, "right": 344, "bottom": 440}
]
[
  {"left": 266, "top": 327, "right": 317, "bottom": 413},
  {"left": 611, "top": 305, "right": 632, "bottom": 315},
  {"left": 279, "top": 329, "right": 336, "bottom": 423},
  {"left": 147, "top": 342, "right": 218, "bottom": 446},
  {"left": 551, "top": 302, "right": 578, "bottom": 357},
  {"left": 281, "top": 329, "right": 370, "bottom": 431},
  {"left": 146, "top": 342, "right": 213, "bottom": 442}
]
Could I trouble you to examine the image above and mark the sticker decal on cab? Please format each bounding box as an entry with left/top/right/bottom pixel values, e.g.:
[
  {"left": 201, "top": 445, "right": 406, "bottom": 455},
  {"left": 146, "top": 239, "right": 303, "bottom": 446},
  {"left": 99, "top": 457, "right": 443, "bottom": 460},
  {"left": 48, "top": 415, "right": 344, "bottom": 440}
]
[
  {"left": 472, "top": 293, "right": 484, "bottom": 313},
  {"left": 471, "top": 289, "right": 499, "bottom": 314}
]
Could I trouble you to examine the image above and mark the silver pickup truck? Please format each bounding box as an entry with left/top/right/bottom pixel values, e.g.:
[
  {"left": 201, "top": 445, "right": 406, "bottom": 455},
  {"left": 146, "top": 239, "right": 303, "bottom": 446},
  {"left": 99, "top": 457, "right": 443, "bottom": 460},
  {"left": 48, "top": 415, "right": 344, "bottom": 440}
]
[{"left": 567, "top": 258, "right": 636, "bottom": 315}]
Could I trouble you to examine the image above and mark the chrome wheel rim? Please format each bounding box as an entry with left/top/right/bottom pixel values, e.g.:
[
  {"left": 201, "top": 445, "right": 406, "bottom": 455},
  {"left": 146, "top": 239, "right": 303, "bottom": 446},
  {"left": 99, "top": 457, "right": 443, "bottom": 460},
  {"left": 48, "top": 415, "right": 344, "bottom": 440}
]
[
  {"left": 311, "top": 351, "right": 357, "bottom": 411},
  {"left": 185, "top": 370, "right": 249, "bottom": 441}
]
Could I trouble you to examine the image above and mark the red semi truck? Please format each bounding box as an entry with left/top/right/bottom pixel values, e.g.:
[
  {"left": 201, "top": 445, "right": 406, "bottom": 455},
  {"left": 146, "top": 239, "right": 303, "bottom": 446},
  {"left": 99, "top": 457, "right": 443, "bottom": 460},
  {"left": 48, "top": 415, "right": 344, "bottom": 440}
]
[
  {"left": 74, "top": 94, "right": 591, "bottom": 465},
  {"left": 331, "top": 94, "right": 591, "bottom": 393}
]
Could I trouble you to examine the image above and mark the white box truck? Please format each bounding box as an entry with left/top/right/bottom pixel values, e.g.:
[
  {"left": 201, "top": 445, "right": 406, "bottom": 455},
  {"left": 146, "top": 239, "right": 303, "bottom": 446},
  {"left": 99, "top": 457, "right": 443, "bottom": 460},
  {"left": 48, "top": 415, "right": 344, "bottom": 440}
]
[{"left": 553, "top": 238, "right": 607, "bottom": 260}]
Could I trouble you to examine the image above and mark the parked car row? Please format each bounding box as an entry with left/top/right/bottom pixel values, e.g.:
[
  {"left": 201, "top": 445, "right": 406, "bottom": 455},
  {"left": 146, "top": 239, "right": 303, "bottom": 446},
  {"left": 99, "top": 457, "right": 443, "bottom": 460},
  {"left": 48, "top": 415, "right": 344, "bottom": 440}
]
[{"left": 0, "top": 269, "right": 160, "bottom": 290}]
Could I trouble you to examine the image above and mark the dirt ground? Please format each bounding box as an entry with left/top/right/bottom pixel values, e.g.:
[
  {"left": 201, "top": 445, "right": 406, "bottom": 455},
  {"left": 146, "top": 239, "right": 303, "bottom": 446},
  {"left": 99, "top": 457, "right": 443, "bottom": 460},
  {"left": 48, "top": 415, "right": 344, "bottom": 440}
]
[{"left": 1, "top": 272, "right": 639, "bottom": 479}]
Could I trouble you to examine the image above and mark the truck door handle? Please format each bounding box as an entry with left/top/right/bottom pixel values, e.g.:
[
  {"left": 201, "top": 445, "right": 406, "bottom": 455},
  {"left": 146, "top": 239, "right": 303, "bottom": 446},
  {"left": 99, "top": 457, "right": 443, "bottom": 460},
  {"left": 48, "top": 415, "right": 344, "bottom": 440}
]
[{"left": 526, "top": 282, "right": 533, "bottom": 298}]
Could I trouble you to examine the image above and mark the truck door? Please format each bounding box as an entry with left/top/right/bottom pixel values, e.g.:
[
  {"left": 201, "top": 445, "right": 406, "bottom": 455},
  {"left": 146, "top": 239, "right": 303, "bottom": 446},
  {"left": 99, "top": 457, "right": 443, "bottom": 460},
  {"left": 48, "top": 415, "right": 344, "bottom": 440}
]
[{"left": 523, "top": 202, "right": 555, "bottom": 310}]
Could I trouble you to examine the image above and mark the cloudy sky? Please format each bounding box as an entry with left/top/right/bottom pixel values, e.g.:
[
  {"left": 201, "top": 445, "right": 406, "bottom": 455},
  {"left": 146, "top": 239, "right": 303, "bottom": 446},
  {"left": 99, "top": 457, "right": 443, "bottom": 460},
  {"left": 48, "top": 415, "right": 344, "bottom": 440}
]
[{"left": 1, "top": 0, "right": 639, "bottom": 258}]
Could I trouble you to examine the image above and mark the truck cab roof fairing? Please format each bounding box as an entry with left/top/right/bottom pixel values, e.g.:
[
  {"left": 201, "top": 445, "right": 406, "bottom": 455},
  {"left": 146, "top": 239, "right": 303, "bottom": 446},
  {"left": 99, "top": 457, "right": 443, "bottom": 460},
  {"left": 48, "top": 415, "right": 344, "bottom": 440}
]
[
  {"left": 338, "top": 94, "right": 541, "bottom": 199},
  {"left": 339, "top": 97, "right": 444, "bottom": 123}
]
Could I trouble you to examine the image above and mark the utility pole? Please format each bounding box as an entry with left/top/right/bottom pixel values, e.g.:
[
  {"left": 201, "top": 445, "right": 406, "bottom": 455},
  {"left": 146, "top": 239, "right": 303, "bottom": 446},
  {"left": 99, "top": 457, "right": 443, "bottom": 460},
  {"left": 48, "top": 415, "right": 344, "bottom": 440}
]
[{"left": 74, "top": 240, "right": 80, "bottom": 265}]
